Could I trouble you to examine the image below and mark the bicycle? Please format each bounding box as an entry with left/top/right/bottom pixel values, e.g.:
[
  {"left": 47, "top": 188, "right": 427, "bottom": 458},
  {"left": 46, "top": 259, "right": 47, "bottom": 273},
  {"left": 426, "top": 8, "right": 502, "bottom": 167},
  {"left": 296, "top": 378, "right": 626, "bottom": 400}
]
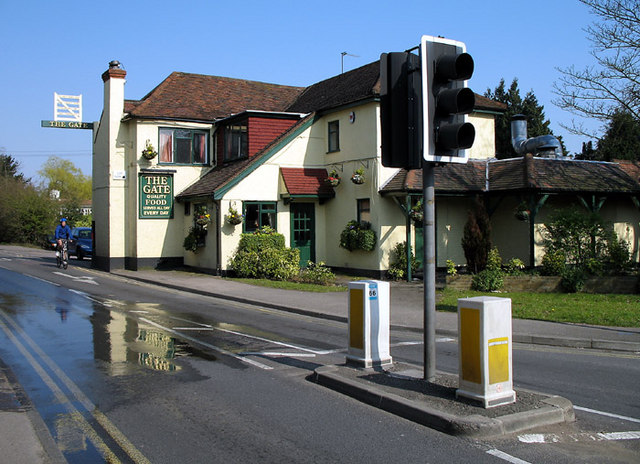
[{"left": 56, "top": 239, "right": 69, "bottom": 270}]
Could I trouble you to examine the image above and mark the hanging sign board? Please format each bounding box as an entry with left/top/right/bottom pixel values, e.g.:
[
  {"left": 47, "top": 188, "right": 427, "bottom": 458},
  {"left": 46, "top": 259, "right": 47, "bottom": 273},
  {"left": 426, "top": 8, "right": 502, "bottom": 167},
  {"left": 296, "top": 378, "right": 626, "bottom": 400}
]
[
  {"left": 41, "top": 120, "right": 94, "bottom": 129},
  {"left": 139, "top": 173, "right": 174, "bottom": 219}
]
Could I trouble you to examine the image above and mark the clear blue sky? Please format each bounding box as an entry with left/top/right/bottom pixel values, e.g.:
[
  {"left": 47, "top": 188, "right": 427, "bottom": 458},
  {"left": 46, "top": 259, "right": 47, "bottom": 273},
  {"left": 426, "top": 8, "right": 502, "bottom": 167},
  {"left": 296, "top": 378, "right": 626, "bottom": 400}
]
[{"left": 0, "top": 0, "right": 597, "bottom": 182}]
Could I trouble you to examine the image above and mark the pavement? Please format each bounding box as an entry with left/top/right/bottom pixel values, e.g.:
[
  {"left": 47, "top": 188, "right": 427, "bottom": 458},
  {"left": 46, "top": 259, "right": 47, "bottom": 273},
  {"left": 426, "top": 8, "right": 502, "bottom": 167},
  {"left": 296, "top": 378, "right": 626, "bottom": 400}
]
[{"left": 2, "top": 261, "right": 640, "bottom": 461}]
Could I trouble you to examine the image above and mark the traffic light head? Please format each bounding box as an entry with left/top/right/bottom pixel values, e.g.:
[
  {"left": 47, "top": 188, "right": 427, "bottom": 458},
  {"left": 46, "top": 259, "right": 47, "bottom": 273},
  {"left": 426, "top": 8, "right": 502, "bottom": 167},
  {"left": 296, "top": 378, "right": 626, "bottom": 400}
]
[{"left": 421, "top": 35, "right": 475, "bottom": 163}]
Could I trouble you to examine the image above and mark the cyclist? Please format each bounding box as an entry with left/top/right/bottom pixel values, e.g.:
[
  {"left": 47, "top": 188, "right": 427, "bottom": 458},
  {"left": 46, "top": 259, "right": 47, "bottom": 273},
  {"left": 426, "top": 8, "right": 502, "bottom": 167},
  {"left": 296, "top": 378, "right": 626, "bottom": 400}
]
[{"left": 55, "top": 218, "right": 72, "bottom": 259}]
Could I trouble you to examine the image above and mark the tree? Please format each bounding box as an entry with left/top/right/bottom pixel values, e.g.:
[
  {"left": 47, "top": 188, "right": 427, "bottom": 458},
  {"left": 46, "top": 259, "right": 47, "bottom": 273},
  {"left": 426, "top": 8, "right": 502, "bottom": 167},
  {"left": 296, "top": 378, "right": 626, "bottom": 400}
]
[
  {"left": 0, "top": 154, "right": 29, "bottom": 183},
  {"left": 461, "top": 198, "right": 492, "bottom": 273},
  {"left": 485, "top": 78, "right": 565, "bottom": 158},
  {"left": 596, "top": 109, "right": 640, "bottom": 160},
  {"left": 554, "top": 0, "right": 640, "bottom": 137},
  {"left": 38, "top": 156, "right": 91, "bottom": 204}
]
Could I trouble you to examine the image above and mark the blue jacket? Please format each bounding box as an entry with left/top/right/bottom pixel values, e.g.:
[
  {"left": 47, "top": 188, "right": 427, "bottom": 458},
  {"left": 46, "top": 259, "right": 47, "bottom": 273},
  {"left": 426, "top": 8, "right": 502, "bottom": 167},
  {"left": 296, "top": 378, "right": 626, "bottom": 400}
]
[{"left": 55, "top": 224, "right": 72, "bottom": 240}]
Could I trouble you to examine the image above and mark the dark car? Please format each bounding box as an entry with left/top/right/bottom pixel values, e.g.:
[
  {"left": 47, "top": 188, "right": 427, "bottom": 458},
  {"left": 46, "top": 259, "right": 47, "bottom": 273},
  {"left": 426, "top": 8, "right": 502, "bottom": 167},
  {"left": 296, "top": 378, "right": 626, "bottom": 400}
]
[{"left": 68, "top": 227, "right": 93, "bottom": 260}]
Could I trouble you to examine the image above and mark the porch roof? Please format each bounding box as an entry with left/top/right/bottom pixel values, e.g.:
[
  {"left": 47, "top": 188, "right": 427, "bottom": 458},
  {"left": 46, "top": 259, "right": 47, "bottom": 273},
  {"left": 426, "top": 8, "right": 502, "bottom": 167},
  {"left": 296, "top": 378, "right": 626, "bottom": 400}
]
[
  {"left": 280, "top": 168, "right": 335, "bottom": 199},
  {"left": 380, "top": 155, "right": 640, "bottom": 196}
]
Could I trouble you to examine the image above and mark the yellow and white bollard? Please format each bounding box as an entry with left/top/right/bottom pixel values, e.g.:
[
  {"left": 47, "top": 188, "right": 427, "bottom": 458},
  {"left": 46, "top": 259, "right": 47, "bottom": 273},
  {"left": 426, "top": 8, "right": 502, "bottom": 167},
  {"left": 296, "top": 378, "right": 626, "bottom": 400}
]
[
  {"left": 347, "top": 281, "right": 392, "bottom": 368},
  {"left": 456, "top": 296, "right": 516, "bottom": 408}
]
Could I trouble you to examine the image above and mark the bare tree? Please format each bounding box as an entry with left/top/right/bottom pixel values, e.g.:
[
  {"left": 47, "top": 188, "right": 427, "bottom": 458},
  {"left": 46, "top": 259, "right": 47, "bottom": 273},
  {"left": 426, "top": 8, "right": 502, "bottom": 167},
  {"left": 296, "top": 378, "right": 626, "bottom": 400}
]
[{"left": 554, "top": 0, "right": 640, "bottom": 137}]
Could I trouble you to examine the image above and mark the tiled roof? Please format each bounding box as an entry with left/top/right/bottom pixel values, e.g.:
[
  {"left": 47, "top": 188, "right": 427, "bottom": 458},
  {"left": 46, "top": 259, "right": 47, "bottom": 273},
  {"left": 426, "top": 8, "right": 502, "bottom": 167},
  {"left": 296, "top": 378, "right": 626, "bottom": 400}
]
[
  {"left": 127, "top": 72, "right": 304, "bottom": 121},
  {"left": 280, "top": 168, "right": 335, "bottom": 197},
  {"left": 286, "top": 60, "right": 506, "bottom": 114},
  {"left": 381, "top": 155, "right": 640, "bottom": 195},
  {"left": 286, "top": 61, "right": 381, "bottom": 113}
]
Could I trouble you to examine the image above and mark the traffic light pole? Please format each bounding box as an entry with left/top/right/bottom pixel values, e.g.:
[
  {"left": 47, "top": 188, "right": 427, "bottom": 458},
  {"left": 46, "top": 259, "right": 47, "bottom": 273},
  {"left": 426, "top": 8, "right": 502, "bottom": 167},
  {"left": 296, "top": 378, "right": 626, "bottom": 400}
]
[{"left": 423, "top": 162, "right": 436, "bottom": 382}]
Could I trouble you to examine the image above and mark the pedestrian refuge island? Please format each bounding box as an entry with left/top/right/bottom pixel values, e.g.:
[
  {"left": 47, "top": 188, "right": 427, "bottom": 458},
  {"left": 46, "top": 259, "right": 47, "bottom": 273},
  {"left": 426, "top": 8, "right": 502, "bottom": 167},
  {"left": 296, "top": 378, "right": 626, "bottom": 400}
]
[
  {"left": 347, "top": 281, "right": 392, "bottom": 367},
  {"left": 456, "top": 296, "right": 516, "bottom": 408}
]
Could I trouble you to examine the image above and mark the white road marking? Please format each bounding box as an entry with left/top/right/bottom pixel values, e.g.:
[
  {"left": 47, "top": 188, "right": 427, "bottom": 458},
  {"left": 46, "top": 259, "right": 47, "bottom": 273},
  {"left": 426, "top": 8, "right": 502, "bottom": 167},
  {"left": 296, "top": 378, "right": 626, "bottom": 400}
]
[
  {"left": 139, "top": 317, "right": 273, "bottom": 370},
  {"left": 23, "top": 273, "right": 60, "bottom": 287},
  {"left": 173, "top": 327, "right": 214, "bottom": 331},
  {"left": 68, "top": 289, "right": 112, "bottom": 306},
  {"left": 53, "top": 272, "right": 99, "bottom": 285},
  {"left": 213, "top": 326, "right": 334, "bottom": 355},
  {"left": 518, "top": 431, "right": 640, "bottom": 443},
  {"left": 486, "top": 449, "right": 531, "bottom": 464},
  {"left": 240, "top": 352, "right": 317, "bottom": 358},
  {"left": 574, "top": 405, "right": 640, "bottom": 424},
  {"left": 130, "top": 310, "right": 149, "bottom": 314}
]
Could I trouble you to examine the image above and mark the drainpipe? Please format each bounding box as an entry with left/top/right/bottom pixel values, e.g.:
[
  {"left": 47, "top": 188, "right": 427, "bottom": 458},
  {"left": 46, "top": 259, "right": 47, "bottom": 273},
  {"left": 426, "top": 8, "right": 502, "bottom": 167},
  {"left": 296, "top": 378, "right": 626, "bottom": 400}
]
[{"left": 406, "top": 195, "right": 412, "bottom": 282}]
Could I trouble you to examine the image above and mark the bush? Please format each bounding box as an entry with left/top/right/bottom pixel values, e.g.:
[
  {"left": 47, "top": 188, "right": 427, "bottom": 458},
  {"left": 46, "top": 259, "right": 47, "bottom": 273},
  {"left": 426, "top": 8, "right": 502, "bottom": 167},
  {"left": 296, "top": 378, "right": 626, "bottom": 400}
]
[
  {"left": 387, "top": 242, "right": 419, "bottom": 280},
  {"left": 230, "top": 228, "right": 299, "bottom": 280},
  {"left": 504, "top": 258, "right": 526, "bottom": 275},
  {"left": 541, "top": 249, "right": 566, "bottom": 276},
  {"left": 461, "top": 198, "right": 491, "bottom": 273},
  {"left": 446, "top": 259, "right": 457, "bottom": 276},
  {"left": 486, "top": 247, "right": 502, "bottom": 271},
  {"left": 605, "top": 233, "right": 632, "bottom": 274},
  {"left": 560, "top": 266, "right": 587, "bottom": 293},
  {"left": 339, "top": 221, "right": 376, "bottom": 252},
  {"left": 471, "top": 268, "right": 504, "bottom": 292},
  {"left": 299, "top": 261, "right": 336, "bottom": 285}
]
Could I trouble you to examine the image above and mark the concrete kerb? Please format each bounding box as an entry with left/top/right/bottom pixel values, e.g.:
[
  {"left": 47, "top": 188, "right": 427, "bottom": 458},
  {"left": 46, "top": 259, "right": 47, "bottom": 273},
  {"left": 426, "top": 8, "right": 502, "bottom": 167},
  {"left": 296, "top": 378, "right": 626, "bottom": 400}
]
[
  {"left": 312, "top": 365, "right": 575, "bottom": 439},
  {"left": 109, "top": 270, "right": 640, "bottom": 353}
]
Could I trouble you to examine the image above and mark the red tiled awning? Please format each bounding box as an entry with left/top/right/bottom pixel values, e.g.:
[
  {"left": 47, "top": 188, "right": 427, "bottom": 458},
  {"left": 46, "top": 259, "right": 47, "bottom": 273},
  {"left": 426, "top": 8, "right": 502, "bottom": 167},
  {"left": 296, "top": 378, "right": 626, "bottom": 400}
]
[{"left": 280, "top": 168, "right": 335, "bottom": 199}]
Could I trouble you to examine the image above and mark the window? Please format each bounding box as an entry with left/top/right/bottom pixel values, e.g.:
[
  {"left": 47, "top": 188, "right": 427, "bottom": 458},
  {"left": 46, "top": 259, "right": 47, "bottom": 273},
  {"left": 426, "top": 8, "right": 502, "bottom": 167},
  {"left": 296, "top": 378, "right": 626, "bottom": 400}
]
[
  {"left": 244, "top": 202, "right": 277, "bottom": 232},
  {"left": 328, "top": 120, "right": 340, "bottom": 152},
  {"left": 224, "top": 124, "right": 248, "bottom": 161},
  {"left": 159, "top": 128, "right": 208, "bottom": 164},
  {"left": 357, "top": 198, "right": 371, "bottom": 224}
]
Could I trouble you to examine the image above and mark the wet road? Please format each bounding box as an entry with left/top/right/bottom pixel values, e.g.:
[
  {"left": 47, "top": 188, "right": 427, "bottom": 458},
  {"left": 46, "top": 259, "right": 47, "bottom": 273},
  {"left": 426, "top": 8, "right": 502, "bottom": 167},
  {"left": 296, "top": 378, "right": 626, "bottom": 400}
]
[{"left": 0, "top": 246, "right": 639, "bottom": 463}]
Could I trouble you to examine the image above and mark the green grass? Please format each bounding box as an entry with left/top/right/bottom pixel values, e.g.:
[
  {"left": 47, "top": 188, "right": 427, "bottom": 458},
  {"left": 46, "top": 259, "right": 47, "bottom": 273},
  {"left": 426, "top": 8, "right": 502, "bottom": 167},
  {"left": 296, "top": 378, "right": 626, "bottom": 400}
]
[
  {"left": 228, "top": 278, "right": 348, "bottom": 293},
  {"left": 437, "top": 288, "right": 640, "bottom": 327}
]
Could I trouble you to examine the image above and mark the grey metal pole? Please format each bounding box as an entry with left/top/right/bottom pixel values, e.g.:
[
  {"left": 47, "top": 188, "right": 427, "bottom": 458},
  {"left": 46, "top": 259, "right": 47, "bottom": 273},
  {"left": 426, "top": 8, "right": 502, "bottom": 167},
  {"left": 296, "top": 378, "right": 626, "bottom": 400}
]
[{"left": 423, "top": 163, "right": 436, "bottom": 382}]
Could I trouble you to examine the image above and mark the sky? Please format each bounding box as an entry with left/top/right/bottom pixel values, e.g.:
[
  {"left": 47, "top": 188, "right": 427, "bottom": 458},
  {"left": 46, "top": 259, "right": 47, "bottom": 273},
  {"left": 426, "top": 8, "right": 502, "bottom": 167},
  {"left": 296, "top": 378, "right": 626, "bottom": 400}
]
[{"left": 0, "top": 0, "right": 599, "bottom": 182}]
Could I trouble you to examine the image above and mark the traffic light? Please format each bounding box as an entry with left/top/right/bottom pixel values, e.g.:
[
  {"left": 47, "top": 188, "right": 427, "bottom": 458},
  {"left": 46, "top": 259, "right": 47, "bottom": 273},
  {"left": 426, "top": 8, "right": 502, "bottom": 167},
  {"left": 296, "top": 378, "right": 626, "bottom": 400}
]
[
  {"left": 380, "top": 52, "right": 423, "bottom": 168},
  {"left": 421, "top": 35, "right": 475, "bottom": 163}
]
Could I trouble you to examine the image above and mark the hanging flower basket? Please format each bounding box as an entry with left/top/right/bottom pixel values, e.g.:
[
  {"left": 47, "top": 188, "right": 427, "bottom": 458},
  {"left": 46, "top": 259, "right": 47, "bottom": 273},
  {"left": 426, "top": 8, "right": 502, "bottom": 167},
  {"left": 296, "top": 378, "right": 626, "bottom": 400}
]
[
  {"left": 351, "top": 168, "right": 365, "bottom": 184},
  {"left": 226, "top": 205, "right": 244, "bottom": 225},
  {"left": 325, "top": 169, "right": 341, "bottom": 187},
  {"left": 409, "top": 200, "right": 423, "bottom": 223},
  {"left": 141, "top": 139, "right": 158, "bottom": 160},
  {"left": 515, "top": 202, "right": 530, "bottom": 221}
]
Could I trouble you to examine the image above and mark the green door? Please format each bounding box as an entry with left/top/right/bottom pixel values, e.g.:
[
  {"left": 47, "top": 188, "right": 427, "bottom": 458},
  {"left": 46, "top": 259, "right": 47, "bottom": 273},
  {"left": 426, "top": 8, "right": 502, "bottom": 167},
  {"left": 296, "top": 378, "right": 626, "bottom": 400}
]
[{"left": 291, "top": 203, "right": 315, "bottom": 267}]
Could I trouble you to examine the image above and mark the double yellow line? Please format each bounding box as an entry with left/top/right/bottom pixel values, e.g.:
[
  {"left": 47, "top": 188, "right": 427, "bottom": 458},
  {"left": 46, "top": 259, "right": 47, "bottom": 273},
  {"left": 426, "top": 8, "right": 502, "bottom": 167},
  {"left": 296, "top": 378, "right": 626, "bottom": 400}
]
[{"left": 0, "top": 311, "right": 150, "bottom": 464}]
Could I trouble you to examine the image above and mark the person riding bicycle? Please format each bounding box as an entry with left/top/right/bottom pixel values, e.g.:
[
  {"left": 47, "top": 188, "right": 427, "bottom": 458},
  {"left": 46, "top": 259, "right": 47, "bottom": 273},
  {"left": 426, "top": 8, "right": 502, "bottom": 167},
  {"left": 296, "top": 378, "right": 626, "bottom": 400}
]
[{"left": 55, "top": 218, "right": 72, "bottom": 257}]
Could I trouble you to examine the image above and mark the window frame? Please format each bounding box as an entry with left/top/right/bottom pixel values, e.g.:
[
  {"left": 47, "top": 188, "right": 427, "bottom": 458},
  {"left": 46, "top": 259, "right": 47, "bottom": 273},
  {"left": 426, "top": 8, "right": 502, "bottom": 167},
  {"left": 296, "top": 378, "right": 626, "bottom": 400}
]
[
  {"left": 223, "top": 123, "right": 248, "bottom": 161},
  {"left": 327, "top": 120, "right": 340, "bottom": 153},
  {"left": 243, "top": 201, "right": 277, "bottom": 233},
  {"left": 357, "top": 198, "right": 371, "bottom": 224},
  {"left": 158, "top": 127, "right": 209, "bottom": 165}
]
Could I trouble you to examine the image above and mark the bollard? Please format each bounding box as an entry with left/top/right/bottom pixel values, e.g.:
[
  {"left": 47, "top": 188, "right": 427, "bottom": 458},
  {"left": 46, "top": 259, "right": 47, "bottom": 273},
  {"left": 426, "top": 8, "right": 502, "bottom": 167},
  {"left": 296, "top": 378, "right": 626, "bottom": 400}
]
[
  {"left": 347, "top": 281, "right": 392, "bottom": 368},
  {"left": 456, "top": 296, "right": 516, "bottom": 408}
]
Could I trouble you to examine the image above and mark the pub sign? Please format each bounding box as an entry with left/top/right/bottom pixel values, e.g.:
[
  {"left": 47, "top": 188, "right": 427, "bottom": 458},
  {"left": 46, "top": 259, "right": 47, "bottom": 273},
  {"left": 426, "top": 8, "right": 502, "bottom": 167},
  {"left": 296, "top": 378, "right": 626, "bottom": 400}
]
[{"left": 139, "top": 173, "right": 174, "bottom": 219}]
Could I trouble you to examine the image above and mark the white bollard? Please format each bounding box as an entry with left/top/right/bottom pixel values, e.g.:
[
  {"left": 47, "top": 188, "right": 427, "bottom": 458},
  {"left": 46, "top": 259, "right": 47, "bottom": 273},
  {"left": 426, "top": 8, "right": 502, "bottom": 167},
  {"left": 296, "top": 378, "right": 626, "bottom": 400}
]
[
  {"left": 456, "top": 296, "right": 516, "bottom": 408},
  {"left": 347, "top": 281, "right": 392, "bottom": 368}
]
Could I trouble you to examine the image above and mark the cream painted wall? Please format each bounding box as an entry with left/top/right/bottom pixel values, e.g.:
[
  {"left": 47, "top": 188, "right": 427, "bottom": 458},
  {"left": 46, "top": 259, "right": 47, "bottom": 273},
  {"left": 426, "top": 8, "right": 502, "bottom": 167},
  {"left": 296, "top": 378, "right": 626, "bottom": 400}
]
[{"left": 467, "top": 112, "right": 496, "bottom": 159}]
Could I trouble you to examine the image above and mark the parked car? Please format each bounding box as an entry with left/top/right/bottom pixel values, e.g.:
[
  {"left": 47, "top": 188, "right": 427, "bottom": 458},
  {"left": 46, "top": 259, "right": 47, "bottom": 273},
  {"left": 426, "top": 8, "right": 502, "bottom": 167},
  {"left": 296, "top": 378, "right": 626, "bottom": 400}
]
[
  {"left": 42, "top": 234, "right": 57, "bottom": 250},
  {"left": 68, "top": 227, "right": 93, "bottom": 260}
]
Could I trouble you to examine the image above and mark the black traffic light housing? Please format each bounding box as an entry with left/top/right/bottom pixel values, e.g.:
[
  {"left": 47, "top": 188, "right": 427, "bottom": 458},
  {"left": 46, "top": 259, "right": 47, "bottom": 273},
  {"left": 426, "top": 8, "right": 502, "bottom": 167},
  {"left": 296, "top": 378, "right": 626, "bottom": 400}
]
[
  {"left": 380, "top": 52, "right": 423, "bottom": 168},
  {"left": 422, "top": 35, "right": 475, "bottom": 163}
]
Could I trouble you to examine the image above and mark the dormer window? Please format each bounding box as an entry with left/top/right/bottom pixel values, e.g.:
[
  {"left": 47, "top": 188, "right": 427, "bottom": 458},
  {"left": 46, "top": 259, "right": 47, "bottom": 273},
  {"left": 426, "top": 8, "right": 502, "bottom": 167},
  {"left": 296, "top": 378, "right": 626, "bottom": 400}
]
[
  {"left": 159, "top": 128, "right": 208, "bottom": 165},
  {"left": 224, "top": 124, "right": 248, "bottom": 161}
]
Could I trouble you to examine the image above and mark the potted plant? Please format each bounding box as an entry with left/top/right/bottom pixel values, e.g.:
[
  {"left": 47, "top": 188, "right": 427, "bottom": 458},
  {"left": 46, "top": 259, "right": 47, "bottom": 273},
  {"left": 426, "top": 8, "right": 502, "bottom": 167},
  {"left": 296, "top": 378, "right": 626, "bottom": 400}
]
[
  {"left": 325, "top": 169, "right": 341, "bottom": 187},
  {"left": 515, "top": 202, "right": 530, "bottom": 221},
  {"left": 351, "top": 167, "right": 365, "bottom": 184},
  {"left": 226, "top": 204, "right": 244, "bottom": 225},
  {"left": 141, "top": 139, "right": 158, "bottom": 160}
]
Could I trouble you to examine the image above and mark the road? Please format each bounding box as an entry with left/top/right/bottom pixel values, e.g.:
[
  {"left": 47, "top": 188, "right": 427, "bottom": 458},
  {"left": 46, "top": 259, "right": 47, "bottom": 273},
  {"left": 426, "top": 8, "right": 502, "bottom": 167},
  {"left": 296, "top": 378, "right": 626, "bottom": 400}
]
[{"left": 0, "top": 246, "right": 639, "bottom": 463}]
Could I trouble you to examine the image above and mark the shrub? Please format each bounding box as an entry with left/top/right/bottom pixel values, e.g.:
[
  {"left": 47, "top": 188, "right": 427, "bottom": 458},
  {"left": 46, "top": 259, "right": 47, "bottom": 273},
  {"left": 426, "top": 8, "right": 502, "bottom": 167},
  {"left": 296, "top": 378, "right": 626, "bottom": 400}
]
[
  {"left": 541, "top": 249, "right": 566, "bottom": 276},
  {"left": 446, "top": 259, "right": 457, "bottom": 276},
  {"left": 560, "top": 266, "right": 587, "bottom": 293},
  {"left": 605, "top": 233, "right": 632, "bottom": 274},
  {"left": 471, "top": 268, "right": 504, "bottom": 292},
  {"left": 504, "top": 258, "right": 526, "bottom": 275},
  {"left": 461, "top": 198, "right": 491, "bottom": 273},
  {"left": 486, "top": 247, "right": 502, "bottom": 271},
  {"left": 387, "top": 242, "right": 418, "bottom": 280},
  {"left": 230, "top": 227, "right": 299, "bottom": 280},
  {"left": 339, "top": 221, "right": 376, "bottom": 252},
  {"left": 299, "top": 261, "right": 336, "bottom": 285}
]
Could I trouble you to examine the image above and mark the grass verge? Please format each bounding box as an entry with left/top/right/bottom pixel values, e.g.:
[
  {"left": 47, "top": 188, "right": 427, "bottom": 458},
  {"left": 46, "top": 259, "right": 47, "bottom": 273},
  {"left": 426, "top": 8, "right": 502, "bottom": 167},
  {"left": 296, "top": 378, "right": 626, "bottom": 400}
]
[
  {"left": 228, "top": 278, "right": 347, "bottom": 293},
  {"left": 437, "top": 288, "right": 640, "bottom": 327}
]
